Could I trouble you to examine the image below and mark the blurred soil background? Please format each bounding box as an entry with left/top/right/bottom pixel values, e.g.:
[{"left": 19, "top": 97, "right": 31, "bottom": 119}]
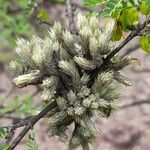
[{"left": 0, "top": 0, "right": 150, "bottom": 150}]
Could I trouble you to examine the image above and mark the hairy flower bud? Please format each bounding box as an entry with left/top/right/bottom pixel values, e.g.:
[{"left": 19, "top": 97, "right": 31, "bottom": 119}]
[
  {"left": 105, "top": 19, "right": 116, "bottom": 39},
  {"left": 13, "top": 70, "right": 42, "bottom": 88},
  {"left": 114, "top": 72, "right": 132, "bottom": 86},
  {"left": 74, "top": 56, "right": 96, "bottom": 70}
]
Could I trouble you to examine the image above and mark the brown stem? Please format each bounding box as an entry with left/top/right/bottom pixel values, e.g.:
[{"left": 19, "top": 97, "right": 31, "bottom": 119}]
[{"left": 66, "top": 0, "right": 77, "bottom": 36}]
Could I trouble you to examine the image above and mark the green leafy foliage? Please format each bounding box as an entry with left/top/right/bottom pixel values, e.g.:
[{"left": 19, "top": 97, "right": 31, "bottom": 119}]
[
  {"left": 82, "top": 0, "right": 149, "bottom": 45},
  {"left": 27, "top": 132, "right": 38, "bottom": 150},
  {"left": 0, "top": 95, "right": 38, "bottom": 118},
  {"left": 101, "top": 0, "right": 123, "bottom": 17},
  {"left": 140, "top": 35, "right": 150, "bottom": 53},
  {"left": 119, "top": 6, "right": 138, "bottom": 31},
  {"left": 0, "top": 144, "right": 9, "bottom": 150},
  {"left": 0, "top": 128, "right": 6, "bottom": 138},
  {"left": 111, "top": 22, "right": 122, "bottom": 41},
  {"left": 0, "top": 0, "right": 36, "bottom": 50},
  {"left": 139, "top": 1, "right": 150, "bottom": 15}
]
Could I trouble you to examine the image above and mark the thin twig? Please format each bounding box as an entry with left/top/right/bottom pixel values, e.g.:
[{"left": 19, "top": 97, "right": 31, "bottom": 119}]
[
  {"left": 66, "top": 0, "right": 76, "bottom": 36},
  {"left": 72, "top": 2, "right": 105, "bottom": 14},
  {"left": 8, "top": 101, "right": 56, "bottom": 150},
  {"left": 73, "top": 2, "right": 93, "bottom": 12},
  {"left": 121, "top": 99, "right": 150, "bottom": 109},
  {"left": 39, "top": 21, "right": 53, "bottom": 26},
  {"left": 2, "top": 117, "right": 31, "bottom": 131}
]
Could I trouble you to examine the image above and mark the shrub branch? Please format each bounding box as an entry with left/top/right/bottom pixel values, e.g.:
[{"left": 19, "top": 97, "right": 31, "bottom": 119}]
[{"left": 8, "top": 101, "right": 56, "bottom": 150}]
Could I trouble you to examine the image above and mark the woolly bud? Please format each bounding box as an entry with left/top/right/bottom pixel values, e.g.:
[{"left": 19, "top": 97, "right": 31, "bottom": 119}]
[
  {"left": 79, "top": 26, "right": 93, "bottom": 50},
  {"left": 74, "top": 56, "right": 96, "bottom": 70},
  {"left": 98, "top": 33, "right": 110, "bottom": 55},
  {"left": 77, "top": 13, "right": 89, "bottom": 29},
  {"left": 9, "top": 60, "right": 26, "bottom": 75},
  {"left": 41, "top": 88, "right": 56, "bottom": 101},
  {"left": 62, "top": 30, "right": 74, "bottom": 53},
  {"left": 52, "top": 22, "right": 62, "bottom": 38},
  {"left": 16, "top": 38, "right": 34, "bottom": 67},
  {"left": 81, "top": 73, "right": 90, "bottom": 85},
  {"left": 92, "top": 71, "right": 113, "bottom": 92},
  {"left": 89, "top": 15, "right": 99, "bottom": 31},
  {"left": 59, "top": 47, "right": 70, "bottom": 61},
  {"left": 94, "top": 29, "right": 102, "bottom": 38},
  {"left": 111, "top": 56, "right": 132, "bottom": 70},
  {"left": 31, "top": 38, "right": 46, "bottom": 69},
  {"left": 78, "top": 86, "right": 91, "bottom": 98},
  {"left": 75, "top": 107, "right": 85, "bottom": 116},
  {"left": 48, "top": 112, "right": 67, "bottom": 127},
  {"left": 89, "top": 37, "right": 103, "bottom": 63},
  {"left": 78, "top": 126, "right": 95, "bottom": 143},
  {"left": 91, "top": 102, "right": 99, "bottom": 109},
  {"left": 13, "top": 70, "right": 42, "bottom": 88},
  {"left": 67, "top": 90, "right": 77, "bottom": 105},
  {"left": 43, "top": 77, "right": 57, "bottom": 88},
  {"left": 105, "top": 19, "right": 116, "bottom": 39},
  {"left": 97, "top": 99, "right": 109, "bottom": 108},
  {"left": 48, "top": 29, "right": 57, "bottom": 42},
  {"left": 56, "top": 97, "right": 67, "bottom": 110},
  {"left": 67, "top": 107, "right": 75, "bottom": 116},
  {"left": 82, "top": 98, "right": 91, "bottom": 108},
  {"left": 58, "top": 60, "right": 80, "bottom": 84},
  {"left": 43, "top": 37, "right": 54, "bottom": 55},
  {"left": 113, "top": 72, "right": 132, "bottom": 86},
  {"left": 100, "top": 84, "right": 121, "bottom": 100},
  {"left": 99, "top": 71, "right": 114, "bottom": 85}
]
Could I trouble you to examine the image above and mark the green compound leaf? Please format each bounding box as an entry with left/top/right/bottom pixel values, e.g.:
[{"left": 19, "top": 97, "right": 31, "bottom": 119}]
[
  {"left": 119, "top": 6, "right": 138, "bottom": 31},
  {"left": 101, "top": 0, "right": 123, "bottom": 17},
  {"left": 139, "top": 1, "right": 150, "bottom": 15},
  {"left": 27, "top": 132, "right": 38, "bottom": 150},
  {"left": 140, "top": 35, "right": 150, "bottom": 53}
]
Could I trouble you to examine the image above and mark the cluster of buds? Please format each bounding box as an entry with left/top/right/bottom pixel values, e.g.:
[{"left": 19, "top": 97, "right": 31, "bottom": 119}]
[{"left": 10, "top": 13, "right": 132, "bottom": 149}]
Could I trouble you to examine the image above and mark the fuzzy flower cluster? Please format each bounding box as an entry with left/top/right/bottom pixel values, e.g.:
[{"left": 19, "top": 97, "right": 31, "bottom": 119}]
[{"left": 10, "top": 14, "right": 132, "bottom": 149}]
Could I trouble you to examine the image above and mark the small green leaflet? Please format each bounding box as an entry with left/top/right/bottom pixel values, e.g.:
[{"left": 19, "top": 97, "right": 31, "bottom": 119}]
[
  {"left": 119, "top": 6, "right": 138, "bottom": 31},
  {"left": 140, "top": 35, "right": 150, "bottom": 53},
  {"left": 101, "top": 0, "right": 123, "bottom": 17},
  {"left": 139, "top": 1, "right": 150, "bottom": 15},
  {"left": 27, "top": 132, "right": 38, "bottom": 150},
  {"left": 111, "top": 21, "right": 122, "bottom": 41},
  {"left": 37, "top": 9, "right": 48, "bottom": 21}
]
